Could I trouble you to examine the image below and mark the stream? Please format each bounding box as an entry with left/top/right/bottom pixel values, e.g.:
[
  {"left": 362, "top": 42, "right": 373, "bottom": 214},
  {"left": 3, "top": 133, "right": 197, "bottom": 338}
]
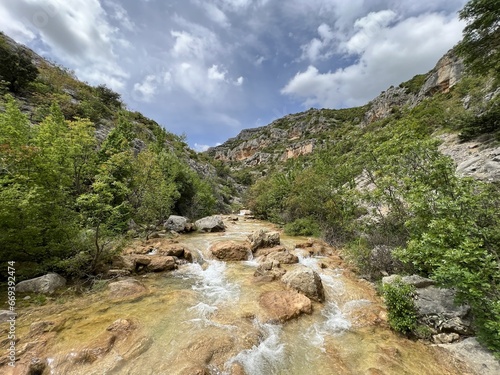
[{"left": 1, "top": 218, "right": 475, "bottom": 375}]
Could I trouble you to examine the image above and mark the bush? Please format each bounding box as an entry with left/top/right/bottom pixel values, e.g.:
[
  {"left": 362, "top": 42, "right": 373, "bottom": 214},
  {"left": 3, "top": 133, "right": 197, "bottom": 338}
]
[
  {"left": 284, "top": 217, "right": 321, "bottom": 236},
  {"left": 382, "top": 278, "right": 418, "bottom": 334}
]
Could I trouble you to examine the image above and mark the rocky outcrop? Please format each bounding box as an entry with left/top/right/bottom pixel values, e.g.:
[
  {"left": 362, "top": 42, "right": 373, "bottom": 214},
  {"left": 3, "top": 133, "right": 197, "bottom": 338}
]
[
  {"left": 281, "top": 265, "right": 325, "bottom": 302},
  {"left": 247, "top": 229, "right": 280, "bottom": 251},
  {"left": 438, "top": 133, "right": 500, "bottom": 182},
  {"left": 209, "top": 241, "right": 251, "bottom": 261},
  {"left": 259, "top": 290, "right": 312, "bottom": 322},
  {"left": 264, "top": 248, "right": 298, "bottom": 264},
  {"left": 195, "top": 215, "right": 226, "bottom": 232},
  {"left": 16, "top": 273, "right": 66, "bottom": 294},
  {"left": 418, "top": 50, "right": 464, "bottom": 97}
]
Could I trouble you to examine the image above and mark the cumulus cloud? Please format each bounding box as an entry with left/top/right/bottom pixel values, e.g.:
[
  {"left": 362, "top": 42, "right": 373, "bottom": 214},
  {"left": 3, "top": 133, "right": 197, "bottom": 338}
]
[
  {"left": 300, "top": 23, "right": 335, "bottom": 62},
  {"left": 282, "top": 11, "right": 465, "bottom": 108},
  {"left": 0, "top": 0, "right": 129, "bottom": 90},
  {"left": 133, "top": 75, "right": 159, "bottom": 102}
]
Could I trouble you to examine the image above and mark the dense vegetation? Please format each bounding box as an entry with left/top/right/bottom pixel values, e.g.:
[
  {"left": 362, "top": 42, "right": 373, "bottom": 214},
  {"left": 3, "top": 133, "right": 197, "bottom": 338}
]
[
  {"left": 0, "top": 33, "right": 225, "bottom": 281},
  {"left": 245, "top": 0, "right": 500, "bottom": 353}
]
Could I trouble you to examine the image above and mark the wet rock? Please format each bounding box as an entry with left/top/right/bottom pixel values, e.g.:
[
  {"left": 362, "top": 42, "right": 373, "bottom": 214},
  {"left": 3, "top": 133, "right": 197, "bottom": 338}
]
[
  {"left": 195, "top": 215, "right": 226, "bottom": 232},
  {"left": 210, "top": 241, "right": 250, "bottom": 261},
  {"left": 146, "top": 255, "right": 177, "bottom": 272},
  {"left": 265, "top": 248, "right": 298, "bottom": 264},
  {"left": 259, "top": 290, "right": 312, "bottom": 322},
  {"left": 160, "top": 244, "right": 185, "bottom": 257},
  {"left": 16, "top": 273, "right": 66, "bottom": 294},
  {"left": 164, "top": 215, "right": 193, "bottom": 233},
  {"left": 247, "top": 229, "right": 280, "bottom": 251},
  {"left": 254, "top": 261, "right": 286, "bottom": 282},
  {"left": 281, "top": 265, "right": 325, "bottom": 302},
  {"left": 108, "top": 278, "right": 148, "bottom": 299},
  {"left": 179, "top": 366, "right": 211, "bottom": 375}
]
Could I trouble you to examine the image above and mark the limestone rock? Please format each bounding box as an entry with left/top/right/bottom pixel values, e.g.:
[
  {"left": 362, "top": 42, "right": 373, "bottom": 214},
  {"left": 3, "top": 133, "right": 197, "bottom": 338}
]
[
  {"left": 281, "top": 265, "right": 325, "bottom": 302},
  {"left": 195, "top": 215, "right": 226, "bottom": 232},
  {"left": 265, "top": 248, "right": 298, "bottom": 264},
  {"left": 16, "top": 273, "right": 66, "bottom": 294},
  {"left": 415, "top": 286, "right": 472, "bottom": 334},
  {"left": 108, "top": 278, "right": 147, "bottom": 299},
  {"left": 210, "top": 241, "right": 250, "bottom": 261},
  {"left": 259, "top": 290, "right": 312, "bottom": 322},
  {"left": 147, "top": 255, "right": 177, "bottom": 272},
  {"left": 439, "top": 337, "right": 500, "bottom": 375},
  {"left": 382, "top": 274, "right": 435, "bottom": 288},
  {"left": 163, "top": 215, "right": 192, "bottom": 233},
  {"left": 247, "top": 229, "right": 280, "bottom": 252},
  {"left": 433, "top": 333, "right": 460, "bottom": 344},
  {"left": 254, "top": 261, "right": 286, "bottom": 282}
]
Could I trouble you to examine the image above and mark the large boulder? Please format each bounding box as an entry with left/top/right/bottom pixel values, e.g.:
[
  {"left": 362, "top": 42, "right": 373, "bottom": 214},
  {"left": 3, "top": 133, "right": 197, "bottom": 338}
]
[
  {"left": 195, "top": 215, "right": 226, "bottom": 232},
  {"left": 108, "top": 278, "right": 148, "bottom": 299},
  {"left": 147, "top": 255, "right": 177, "bottom": 272},
  {"left": 210, "top": 241, "right": 250, "bottom": 261},
  {"left": 164, "top": 215, "right": 193, "bottom": 232},
  {"left": 259, "top": 290, "right": 312, "bottom": 322},
  {"left": 247, "top": 229, "right": 280, "bottom": 251},
  {"left": 415, "top": 286, "right": 472, "bottom": 334},
  {"left": 281, "top": 265, "right": 325, "bottom": 302},
  {"left": 16, "top": 273, "right": 66, "bottom": 294}
]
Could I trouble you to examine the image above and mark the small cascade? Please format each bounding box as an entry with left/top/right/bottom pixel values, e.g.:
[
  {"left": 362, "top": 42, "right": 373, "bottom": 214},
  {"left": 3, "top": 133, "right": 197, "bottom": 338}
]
[{"left": 225, "top": 320, "right": 285, "bottom": 375}]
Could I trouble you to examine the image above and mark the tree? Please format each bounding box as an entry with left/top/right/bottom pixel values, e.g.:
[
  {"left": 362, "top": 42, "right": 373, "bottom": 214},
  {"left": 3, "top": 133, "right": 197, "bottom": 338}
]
[
  {"left": 0, "top": 37, "right": 38, "bottom": 93},
  {"left": 456, "top": 0, "right": 500, "bottom": 80}
]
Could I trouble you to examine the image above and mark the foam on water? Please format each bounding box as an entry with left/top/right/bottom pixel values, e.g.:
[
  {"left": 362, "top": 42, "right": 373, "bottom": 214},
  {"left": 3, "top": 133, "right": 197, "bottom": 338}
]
[
  {"left": 183, "top": 259, "right": 240, "bottom": 305},
  {"left": 225, "top": 321, "right": 285, "bottom": 375}
]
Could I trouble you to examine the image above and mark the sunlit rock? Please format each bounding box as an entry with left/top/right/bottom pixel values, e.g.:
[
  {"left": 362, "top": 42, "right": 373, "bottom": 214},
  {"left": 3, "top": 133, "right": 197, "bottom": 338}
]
[
  {"left": 16, "top": 273, "right": 66, "bottom": 294},
  {"left": 281, "top": 265, "right": 325, "bottom": 302}
]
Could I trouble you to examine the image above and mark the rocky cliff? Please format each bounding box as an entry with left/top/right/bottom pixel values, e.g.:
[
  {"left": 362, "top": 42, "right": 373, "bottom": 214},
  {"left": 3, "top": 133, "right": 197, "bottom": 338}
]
[{"left": 209, "top": 49, "right": 500, "bottom": 182}]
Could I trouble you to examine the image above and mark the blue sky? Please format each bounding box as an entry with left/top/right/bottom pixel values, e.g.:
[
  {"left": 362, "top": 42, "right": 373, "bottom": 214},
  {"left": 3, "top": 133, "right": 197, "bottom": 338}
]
[{"left": 1, "top": 0, "right": 467, "bottom": 150}]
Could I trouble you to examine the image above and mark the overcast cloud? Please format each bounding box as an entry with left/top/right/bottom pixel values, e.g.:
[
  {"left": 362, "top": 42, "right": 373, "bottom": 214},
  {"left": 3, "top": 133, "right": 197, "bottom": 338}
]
[{"left": 0, "top": 0, "right": 467, "bottom": 150}]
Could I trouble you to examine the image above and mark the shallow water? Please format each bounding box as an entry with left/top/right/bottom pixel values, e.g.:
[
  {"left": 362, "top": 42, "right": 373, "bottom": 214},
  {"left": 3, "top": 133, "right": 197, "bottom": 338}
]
[{"left": 0, "top": 218, "right": 474, "bottom": 375}]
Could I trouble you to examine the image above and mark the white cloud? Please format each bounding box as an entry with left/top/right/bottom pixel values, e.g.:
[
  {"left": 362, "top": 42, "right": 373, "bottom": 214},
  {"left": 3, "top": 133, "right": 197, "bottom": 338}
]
[
  {"left": 133, "top": 75, "right": 159, "bottom": 102},
  {"left": 208, "top": 64, "right": 227, "bottom": 81},
  {"left": 282, "top": 11, "right": 465, "bottom": 108},
  {"left": 104, "top": 1, "right": 136, "bottom": 31},
  {"left": 234, "top": 76, "right": 244, "bottom": 86},
  {"left": 202, "top": 3, "right": 230, "bottom": 28},
  {"left": 193, "top": 143, "right": 211, "bottom": 152},
  {"left": 300, "top": 23, "right": 335, "bottom": 62},
  {"left": 0, "top": 0, "right": 129, "bottom": 89}
]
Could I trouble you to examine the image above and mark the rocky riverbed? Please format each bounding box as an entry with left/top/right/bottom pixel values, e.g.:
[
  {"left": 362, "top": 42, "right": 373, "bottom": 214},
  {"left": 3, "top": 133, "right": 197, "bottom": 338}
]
[{"left": 1, "top": 216, "right": 497, "bottom": 375}]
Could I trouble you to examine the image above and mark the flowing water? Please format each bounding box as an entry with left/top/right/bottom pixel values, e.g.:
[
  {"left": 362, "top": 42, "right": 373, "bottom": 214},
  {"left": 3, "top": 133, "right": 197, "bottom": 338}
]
[{"left": 1, "top": 219, "right": 474, "bottom": 375}]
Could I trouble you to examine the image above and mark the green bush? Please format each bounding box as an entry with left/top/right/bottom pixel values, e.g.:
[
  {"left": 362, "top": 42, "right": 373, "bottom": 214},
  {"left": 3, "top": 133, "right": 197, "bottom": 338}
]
[
  {"left": 284, "top": 217, "right": 321, "bottom": 236},
  {"left": 382, "top": 278, "right": 418, "bottom": 334}
]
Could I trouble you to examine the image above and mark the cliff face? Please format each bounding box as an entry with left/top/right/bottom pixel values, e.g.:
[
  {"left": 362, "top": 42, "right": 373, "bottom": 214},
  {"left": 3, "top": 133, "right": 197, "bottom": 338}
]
[{"left": 209, "top": 49, "right": 467, "bottom": 169}]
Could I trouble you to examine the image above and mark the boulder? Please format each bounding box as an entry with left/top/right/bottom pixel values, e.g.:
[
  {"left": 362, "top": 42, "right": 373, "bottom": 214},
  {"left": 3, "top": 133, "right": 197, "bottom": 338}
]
[
  {"left": 108, "top": 278, "right": 148, "bottom": 299},
  {"left": 210, "top": 241, "right": 250, "bottom": 261},
  {"left": 281, "top": 265, "right": 325, "bottom": 302},
  {"left": 415, "top": 286, "right": 472, "bottom": 334},
  {"left": 247, "top": 229, "right": 280, "bottom": 251},
  {"left": 195, "top": 215, "right": 226, "bottom": 232},
  {"left": 259, "top": 290, "right": 312, "bottom": 322},
  {"left": 16, "top": 273, "right": 66, "bottom": 294},
  {"left": 265, "top": 249, "right": 298, "bottom": 264},
  {"left": 254, "top": 261, "right": 286, "bottom": 282},
  {"left": 146, "top": 255, "right": 177, "bottom": 272},
  {"left": 382, "top": 274, "right": 435, "bottom": 288},
  {"left": 164, "top": 215, "right": 192, "bottom": 233}
]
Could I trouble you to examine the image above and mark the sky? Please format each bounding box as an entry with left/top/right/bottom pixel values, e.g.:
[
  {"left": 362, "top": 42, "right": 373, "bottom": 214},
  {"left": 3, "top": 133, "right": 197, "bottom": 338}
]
[{"left": 0, "top": 0, "right": 468, "bottom": 151}]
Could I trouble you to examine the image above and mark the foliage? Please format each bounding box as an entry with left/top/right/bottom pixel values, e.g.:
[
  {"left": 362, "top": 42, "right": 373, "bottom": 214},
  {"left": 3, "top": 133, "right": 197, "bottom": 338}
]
[
  {"left": 0, "top": 36, "right": 38, "bottom": 93},
  {"left": 382, "top": 279, "right": 418, "bottom": 334},
  {"left": 284, "top": 217, "right": 321, "bottom": 236},
  {"left": 456, "top": 0, "right": 500, "bottom": 81},
  {"left": 399, "top": 74, "right": 427, "bottom": 94}
]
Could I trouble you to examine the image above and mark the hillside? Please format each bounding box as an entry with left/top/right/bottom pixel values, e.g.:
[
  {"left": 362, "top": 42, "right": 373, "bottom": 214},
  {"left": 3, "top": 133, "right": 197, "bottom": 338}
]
[
  {"left": 0, "top": 32, "right": 238, "bottom": 280},
  {"left": 208, "top": 50, "right": 500, "bottom": 182}
]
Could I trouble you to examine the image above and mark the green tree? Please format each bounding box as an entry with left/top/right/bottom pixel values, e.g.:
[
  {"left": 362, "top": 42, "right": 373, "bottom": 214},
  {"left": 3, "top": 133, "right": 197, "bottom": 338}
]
[
  {"left": 0, "top": 36, "right": 38, "bottom": 93},
  {"left": 456, "top": 0, "right": 500, "bottom": 80}
]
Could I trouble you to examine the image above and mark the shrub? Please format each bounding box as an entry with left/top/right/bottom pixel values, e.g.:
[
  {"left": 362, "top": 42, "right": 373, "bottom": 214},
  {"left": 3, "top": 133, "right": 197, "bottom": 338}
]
[
  {"left": 382, "top": 278, "right": 418, "bottom": 334},
  {"left": 284, "top": 217, "right": 321, "bottom": 236}
]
